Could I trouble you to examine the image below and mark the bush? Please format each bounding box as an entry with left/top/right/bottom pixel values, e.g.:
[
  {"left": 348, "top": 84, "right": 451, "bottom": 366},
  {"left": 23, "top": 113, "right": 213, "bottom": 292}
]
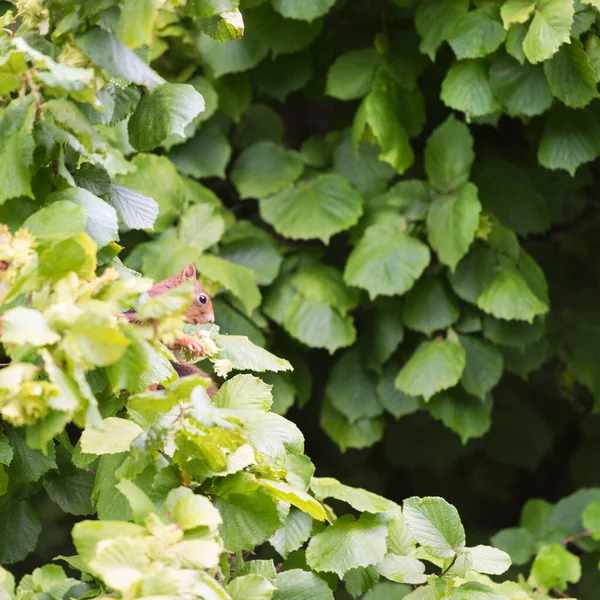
[{"left": 1, "top": 0, "right": 600, "bottom": 598}]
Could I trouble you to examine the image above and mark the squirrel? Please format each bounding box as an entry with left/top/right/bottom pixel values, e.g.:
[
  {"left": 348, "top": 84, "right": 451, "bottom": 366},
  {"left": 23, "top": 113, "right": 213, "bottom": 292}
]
[{"left": 122, "top": 264, "right": 218, "bottom": 398}]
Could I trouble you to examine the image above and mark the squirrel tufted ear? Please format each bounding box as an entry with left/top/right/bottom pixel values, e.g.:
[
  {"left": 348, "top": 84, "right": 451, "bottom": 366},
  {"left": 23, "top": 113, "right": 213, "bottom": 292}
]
[{"left": 182, "top": 264, "right": 197, "bottom": 279}]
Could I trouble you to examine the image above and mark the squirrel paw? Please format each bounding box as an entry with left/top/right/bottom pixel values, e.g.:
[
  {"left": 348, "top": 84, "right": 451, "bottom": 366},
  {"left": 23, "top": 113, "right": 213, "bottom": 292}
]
[{"left": 173, "top": 334, "right": 206, "bottom": 358}]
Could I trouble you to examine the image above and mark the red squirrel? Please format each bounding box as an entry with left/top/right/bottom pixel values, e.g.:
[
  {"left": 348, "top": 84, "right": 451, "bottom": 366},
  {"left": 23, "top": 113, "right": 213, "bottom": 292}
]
[{"left": 123, "top": 264, "right": 218, "bottom": 398}]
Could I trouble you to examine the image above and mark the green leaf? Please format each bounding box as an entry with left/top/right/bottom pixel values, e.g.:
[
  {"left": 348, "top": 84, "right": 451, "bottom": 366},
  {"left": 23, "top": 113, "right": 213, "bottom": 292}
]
[
  {"left": 168, "top": 124, "right": 232, "bottom": 179},
  {"left": 468, "top": 545, "right": 511, "bottom": 575},
  {"left": 219, "top": 225, "right": 283, "bottom": 286},
  {"left": 65, "top": 308, "right": 130, "bottom": 366},
  {"left": 43, "top": 469, "right": 94, "bottom": 516},
  {"left": 321, "top": 401, "right": 384, "bottom": 452},
  {"left": 500, "top": 0, "right": 536, "bottom": 28},
  {"left": 344, "top": 566, "right": 380, "bottom": 597},
  {"left": 326, "top": 348, "right": 383, "bottom": 422},
  {"left": 237, "top": 560, "right": 277, "bottom": 582},
  {"left": 451, "top": 582, "right": 504, "bottom": 600},
  {"left": 403, "top": 496, "right": 465, "bottom": 559},
  {"left": 376, "top": 555, "right": 426, "bottom": 585},
  {"left": 272, "top": 0, "right": 336, "bottom": 22},
  {"left": 311, "top": 477, "right": 399, "bottom": 514},
  {"left": 198, "top": 254, "right": 260, "bottom": 315},
  {"left": 119, "top": 0, "right": 160, "bottom": 48},
  {"left": 214, "top": 374, "right": 272, "bottom": 410},
  {"left": 415, "top": 0, "right": 470, "bottom": 60},
  {"left": 490, "top": 527, "right": 537, "bottom": 566},
  {"left": 116, "top": 153, "right": 187, "bottom": 232},
  {"left": 458, "top": 335, "right": 503, "bottom": 399},
  {"left": 260, "top": 480, "right": 326, "bottom": 521},
  {"left": 107, "top": 185, "right": 159, "bottom": 231},
  {"left": 128, "top": 84, "right": 205, "bottom": 151},
  {"left": 215, "top": 489, "right": 281, "bottom": 552},
  {"left": 450, "top": 245, "right": 497, "bottom": 304},
  {"left": 583, "top": 500, "right": 600, "bottom": 539},
  {"left": 254, "top": 53, "right": 313, "bottom": 102},
  {"left": 21, "top": 200, "right": 86, "bottom": 243},
  {"left": 259, "top": 174, "right": 363, "bottom": 244},
  {"left": 284, "top": 297, "right": 356, "bottom": 354},
  {"left": 179, "top": 203, "right": 226, "bottom": 252},
  {"left": 271, "top": 509, "right": 313, "bottom": 559},
  {"left": 522, "top": 0, "right": 574, "bottom": 64},
  {"left": 529, "top": 543, "right": 581, "bottom": 592},
  {"left": 395, "top": 339, "right": 466, "bottom": 401},
  {"left": 402, "top": 277, "right": 460, "bottom": 336},
  {"left": 543, "top": 39, "right": 598, "bottom": 108},
  {"left": 291, "top": 264, "right": 359, "bottom": 315},
  {"left": 0, "top": 496, "right": 41, "bottom": 564},
  {"left": 200, "top": 9, "right": 245, "bottom": 41},
  {"left": 214, "top": 334, "right": 293, "bottom": 372},
  {"left": 427, "top": 183, "right": 481, "bottom": 271},
  {"left": 5, "top": 428, "right": 56, "bottom": 485},
  {"left": 538, "top": 104, "right": 600, "bottom": 175},
  {"left": 1, "top": 307, "right": 60, "bottom": 346},
  {"left": 477, "top": 260, "right": 549, "bottom": 322},
  {"left": 344, "top": 218, "right": 431, "bottom": 299},
  {"left": 173, "top": 489, "right": 222, "bottom": 529},
  {"left": 441, "top": 60, "right": 499, "bottom": 118},
  {"left": 46, "top": 188, "right": 118, "bottom": 247},
  {"left": 71, "top": 519, "right": 147, "bottom": 564},
  {"left": 426, "top": 390, "right": 492, "bottom": 444},
  {"left": 272, "top": 570, "right": 334, "bottom": 600},
  {"left": 80, "top": 418, "right": 143, "bottom": 455},
  {"left": 363, "top": 298, "right": 405, "bottom": 372},
  {"left": 76, "top": 28, "right": 164, "bottom": 89},
  {"left": 198, "top": 28, "right": 269, "bottom": 77},
  {"left": 0, "top": 50, "right": 26, "bottom": 96},
  {"left": 378, "top": 361, "right": 422, "bottom": 419},
  {"left": 0, "top": 99, "right": 35, "bottom": 204},
  {"left": 39, "top": 234, "right": 96, "bottom": 283},
  {"left": 365, "top": 86, "right": 414, "bottom": 174},
  {"left": 231, "top": 141, "right": 304, "bottom": 199},
  {"left": 306, "top": 514, "right": 388, "bottom": 578},
  {"left": 88, "top": 537, "right": 147, "bottom": 591},
  {"left": 0, "top": 433, "right": 12, "bottom": 467},
  {"left": 474, "top": 159, "right": 551, "bottom": 235},
  {"left": 228, "top": 574, "right": 275, "bottom": 600},
  {"left": 114, "top": 480, "right": 157, "bottom": 525},
  {"left": 363, "top": 582, "right": 412, "bottom": 600},
  {"left": 448, "top": 10, "right": 506, "bottom": 59},
  {"left": 506, "top": 22, "right": 528, "bottom": 63},
  {"left": 425, "top": 116, "right": 474, "bottom": 194},
  {"left": 248, "top": 5, "right": 322, "bottom": 57},
  {"left": 490, "top": 55, "right": 553, "bottom": 117},
  {"left": 326, "top": 50, "right": 381, "bottom": 100},
  {"left": 333, "top": 132, "right": 395, "bottom": 198}
]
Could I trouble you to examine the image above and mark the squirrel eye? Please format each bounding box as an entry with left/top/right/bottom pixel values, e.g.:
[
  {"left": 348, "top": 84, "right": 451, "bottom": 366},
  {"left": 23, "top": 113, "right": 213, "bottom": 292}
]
[{"left": 199, "top": 294, "right": 207, "bottom": 305}]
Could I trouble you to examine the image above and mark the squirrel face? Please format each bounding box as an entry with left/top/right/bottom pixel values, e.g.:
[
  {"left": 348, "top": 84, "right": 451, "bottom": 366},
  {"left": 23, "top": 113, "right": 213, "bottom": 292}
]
[
  {"left": 187, "top": 275, "right": 215, "bottom": 324},
  {"left": 147, "top": 264, "right": 215, "bottom": 324}
]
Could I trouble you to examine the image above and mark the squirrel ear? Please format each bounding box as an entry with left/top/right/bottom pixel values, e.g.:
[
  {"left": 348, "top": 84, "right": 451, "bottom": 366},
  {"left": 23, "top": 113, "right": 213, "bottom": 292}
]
[{"left": 182, "top": 264, "right": 197, "bottom": 279}]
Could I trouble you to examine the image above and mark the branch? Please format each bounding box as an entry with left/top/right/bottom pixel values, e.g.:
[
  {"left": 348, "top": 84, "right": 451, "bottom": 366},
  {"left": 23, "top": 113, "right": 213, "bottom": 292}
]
[
  {"left": 561, "top": 530, "right": 592, "bottom": 546},
  {"left": 438, "top": 554, "right": 457, "bottom": 578}
]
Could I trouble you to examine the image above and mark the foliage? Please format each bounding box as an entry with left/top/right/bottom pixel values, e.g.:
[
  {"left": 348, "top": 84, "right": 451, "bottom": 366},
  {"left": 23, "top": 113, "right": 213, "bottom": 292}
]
[{"left": 1, "top": 0, "right": 600, "bottom": 598}]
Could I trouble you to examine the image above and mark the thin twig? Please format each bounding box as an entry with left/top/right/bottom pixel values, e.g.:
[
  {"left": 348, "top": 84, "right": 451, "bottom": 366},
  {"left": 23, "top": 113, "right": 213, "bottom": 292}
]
[
  {"left": 552, "top": 588, "right": 569, "bottom": 598},
  {"left": 438, "top": 554, "right": 457, "bottom": 578},
  {"left": 561, "top": 530, "right": 592, "bottom": 546}
]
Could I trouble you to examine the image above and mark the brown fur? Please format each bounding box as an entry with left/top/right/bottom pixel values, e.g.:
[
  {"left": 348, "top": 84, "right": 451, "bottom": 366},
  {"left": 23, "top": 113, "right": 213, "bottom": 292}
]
[
  {"left": 123, "top": 264, "right": 219, "bottom": 398},
  {"left": 147, "top": 263, "right": 215, "bottom": 325}
]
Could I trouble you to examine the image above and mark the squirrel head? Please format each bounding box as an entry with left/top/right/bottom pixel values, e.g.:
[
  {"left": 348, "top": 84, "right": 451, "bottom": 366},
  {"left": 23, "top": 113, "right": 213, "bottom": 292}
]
[{"left": 148, "top": 264, "right": 215, "bottom": 324}]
